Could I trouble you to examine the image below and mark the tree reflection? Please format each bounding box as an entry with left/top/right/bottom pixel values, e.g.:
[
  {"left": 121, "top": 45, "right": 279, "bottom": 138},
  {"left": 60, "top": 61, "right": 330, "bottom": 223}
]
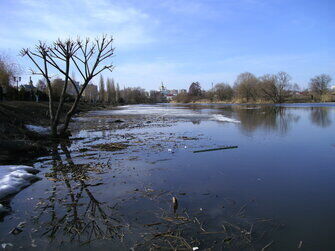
[
  {"left": 34, "top": 142, "right": 123, "bottom": 246},
  {"left": 310, "top": 107, "right": 332, "bottom": 128},
  {"left": 235, "top": 106, "right": 300, "bottom": 135}
]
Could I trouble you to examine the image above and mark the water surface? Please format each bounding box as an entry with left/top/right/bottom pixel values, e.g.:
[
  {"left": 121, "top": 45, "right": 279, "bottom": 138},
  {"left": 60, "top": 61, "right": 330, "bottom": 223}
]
[{"left": 0, "top": 103, "right": 334, "bottom": 250}]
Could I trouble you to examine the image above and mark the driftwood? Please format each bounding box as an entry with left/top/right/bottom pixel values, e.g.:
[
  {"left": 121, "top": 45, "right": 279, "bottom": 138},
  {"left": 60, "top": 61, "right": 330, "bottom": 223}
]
[{"left": 193, "top": 146, "right": 238, "bottom": 153}]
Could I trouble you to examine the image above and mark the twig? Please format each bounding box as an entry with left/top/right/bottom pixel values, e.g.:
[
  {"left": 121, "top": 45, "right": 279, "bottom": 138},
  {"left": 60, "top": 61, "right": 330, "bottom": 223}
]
[{"left": 261, "top": 240, "right": 274, "bottom": 251}]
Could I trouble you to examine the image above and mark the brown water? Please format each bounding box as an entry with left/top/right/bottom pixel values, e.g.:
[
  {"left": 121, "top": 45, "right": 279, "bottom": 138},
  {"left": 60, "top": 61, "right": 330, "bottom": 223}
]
[{"left": 0, "top": 103, "right": 334, "bottom": 250}]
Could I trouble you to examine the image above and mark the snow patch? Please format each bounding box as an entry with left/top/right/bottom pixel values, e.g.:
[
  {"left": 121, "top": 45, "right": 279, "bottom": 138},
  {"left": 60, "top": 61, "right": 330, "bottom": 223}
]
[
  {"left": 26, "top": 124, "right": 50, "bottom": 135},
  {"left": 212, "top": 114, "right": 240, "bottom": 123},
  {"left": 0, "top": 165, "right": 41, "bottom": 200}
]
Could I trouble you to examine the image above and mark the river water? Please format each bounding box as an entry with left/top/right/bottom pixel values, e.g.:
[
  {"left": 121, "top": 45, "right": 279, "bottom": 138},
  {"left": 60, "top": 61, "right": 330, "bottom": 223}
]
[{"left": 0, "top": 103, "right": 334, "bottom": 250}]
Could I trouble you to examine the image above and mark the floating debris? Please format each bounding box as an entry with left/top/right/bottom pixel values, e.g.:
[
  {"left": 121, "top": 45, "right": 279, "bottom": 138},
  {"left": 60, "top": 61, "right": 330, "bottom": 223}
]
[
  {"left": 91, "top": 143, "right": 129, "bottom": 152},
  {"left": 113, "top": 119, "right": 124, "bottom": 123},
  {"left": 193, "top": 146, "right": 238, "bottom": 153},
  {"left": 172, "top": 196, "right": 178, "bottom": 213},
  {"left": 178, "top": 136, "right": 199, "bottom": 140}
]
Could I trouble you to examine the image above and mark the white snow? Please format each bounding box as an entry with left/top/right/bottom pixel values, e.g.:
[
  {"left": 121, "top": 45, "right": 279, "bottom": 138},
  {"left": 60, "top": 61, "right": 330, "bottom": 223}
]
[
  {"left": 26, "top": 124, "right": 50, "bottom": 134},
  {"left": 0, "top": 165, "right": 40, "bottom": 200},
  {"left": 212, "top": 114, "right": 241, "bottom": 123}
]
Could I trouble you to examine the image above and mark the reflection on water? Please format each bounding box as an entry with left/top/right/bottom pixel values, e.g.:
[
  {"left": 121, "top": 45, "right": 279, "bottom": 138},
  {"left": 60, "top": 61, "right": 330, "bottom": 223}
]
[
  {"left": 234, "top": 106, "right": 300, "bottom": 135},
  {"left": 310, "top": 107, "right": 332, "bottom": 128},
  {"left": 34, "top": 143, "right": 123, "bottom": 246}
]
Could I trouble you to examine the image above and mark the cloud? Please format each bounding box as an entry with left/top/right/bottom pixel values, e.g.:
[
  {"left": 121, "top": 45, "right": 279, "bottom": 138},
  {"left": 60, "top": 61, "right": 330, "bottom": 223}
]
[{"left": 0, "top": 0, "right": 156, "bottom": 49}]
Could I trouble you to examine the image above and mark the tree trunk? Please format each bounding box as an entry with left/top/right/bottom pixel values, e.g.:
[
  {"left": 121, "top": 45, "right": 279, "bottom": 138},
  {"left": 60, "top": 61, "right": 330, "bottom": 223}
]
[
  {"left": 59, "top": 93, "right": 82, "bottom": 136},
  {"left": 53, "top": 58, "right": 70, "bottom": 134}
]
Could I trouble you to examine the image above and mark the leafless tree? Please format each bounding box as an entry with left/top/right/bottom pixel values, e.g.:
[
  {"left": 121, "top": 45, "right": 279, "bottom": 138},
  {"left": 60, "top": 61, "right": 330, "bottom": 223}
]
[
  {"left": 0, "top": 54, "right": 21, "bottom": 88},
  {"left": 98, "top": 75, "right": 105, "bottom": 103},
  {"left": 309, "top": 74, "right": 332, "bottom": 97},
  {"left": 188, "top": 82, "right": 202, "bottom": 96},
  {"left": 258, "top": 72, "right": 292, "bottom": 103},
  {"left": 213, "top": 82, "right": 233, "bottom": 101},
  {"left": 234, "top": 72, "right": 258, "bottom": 102},
  {"left": 20, "top": 35, "right": 114, "bottom": 137},
  {"left": 106, "top": 78, "right": 116, "bottom": 104}
]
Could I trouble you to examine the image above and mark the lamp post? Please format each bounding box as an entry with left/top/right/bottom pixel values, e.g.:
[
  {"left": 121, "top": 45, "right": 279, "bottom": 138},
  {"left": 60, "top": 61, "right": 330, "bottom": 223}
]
[{"left": 13, "top": 76, "right": 21, "bottom": 99}]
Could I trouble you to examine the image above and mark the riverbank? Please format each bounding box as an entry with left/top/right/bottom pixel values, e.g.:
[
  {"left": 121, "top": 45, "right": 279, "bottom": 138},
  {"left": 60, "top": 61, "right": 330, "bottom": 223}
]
[
  {"left": 0, "top": 101, "right": 109, "bottom": 163},
  {"left": 171, "top": 97, "right": 335, "bottom": 104}
]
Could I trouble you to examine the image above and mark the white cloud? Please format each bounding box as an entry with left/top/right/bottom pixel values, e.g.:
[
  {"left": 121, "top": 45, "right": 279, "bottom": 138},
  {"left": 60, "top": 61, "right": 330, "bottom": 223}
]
[{"left": 1, "top": 0, "right": 156, "bottom": 49}]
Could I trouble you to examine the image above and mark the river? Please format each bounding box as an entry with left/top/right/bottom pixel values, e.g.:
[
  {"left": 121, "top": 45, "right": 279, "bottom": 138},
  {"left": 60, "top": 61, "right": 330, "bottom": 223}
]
[{"left": 0, "top": 103, "right": 334, "bottom": 250}]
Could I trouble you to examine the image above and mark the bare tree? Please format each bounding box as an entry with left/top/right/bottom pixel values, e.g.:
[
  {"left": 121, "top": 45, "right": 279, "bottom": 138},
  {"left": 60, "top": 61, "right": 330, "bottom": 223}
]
[
  {"left": 188, "top": 82, "right": 202, "bottom": 96},
  {"left": 258, "top": 72, "right": 292, "bottom": 103},
  {"left": 116, "top": 83, "right": 120, "bottom": 103},
  {"left": 275, "top": 71, "right": 292, "bottom": 102},
  {"left": 0, "top": 54, "right": 21, "bottom": 88},
  {"left": 213, "top": 82, "right": 233, "bottom": 101},
  {"left": 99, "top": 75, "right": 105, "bottom": 103},
  {"left": 234, "top": 72, "right": 258, "bottom": 102},
  {"left": 20, "top": 35, "right": 114, "bottom": 137},
  {"left": 309, "top": 74, "right": 332, "bottom": 97}
]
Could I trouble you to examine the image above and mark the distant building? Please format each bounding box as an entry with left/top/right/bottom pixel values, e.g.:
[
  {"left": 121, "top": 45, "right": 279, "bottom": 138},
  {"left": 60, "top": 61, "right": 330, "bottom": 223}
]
[
  {"left": 158, "top": 82, "right": 178, "bottom": 101},
  {"left": 159, "top": 82, "right": 169, "bottom": 96},
  {"left": 20, "top": 77, "right": 36, "bottom": 92}
]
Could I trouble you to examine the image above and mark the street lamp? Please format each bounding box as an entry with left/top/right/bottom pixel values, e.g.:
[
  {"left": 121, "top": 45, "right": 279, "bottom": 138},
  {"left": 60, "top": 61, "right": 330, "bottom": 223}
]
[{"left": 13, "top": 76, "right": 21, "bottom": 89}]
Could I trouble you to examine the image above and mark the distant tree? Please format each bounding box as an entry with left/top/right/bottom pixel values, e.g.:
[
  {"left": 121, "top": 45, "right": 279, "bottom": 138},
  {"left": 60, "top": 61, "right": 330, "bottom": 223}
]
[
  {"left": 188, "top": 82, "right": 202, "bottom": 96},
  {"left": 149, "top": 90, "right": 165, "bottom": 103},
  {"left": 51, "top": 78, "right": 65, "bottom": 98},
  {"left": 234, "top": 72, "right": 258, "bottom": 102},
  {"left": 99, "top": 75, "right": 105, "bottom": 103},
  {"left": 309, "top": 74, "right": 332, "bottom": 97},
  {"left": 106, "top": 78, "right": 112, "bottom": 103},
  {"left": 37, "top": 79, "right": 47, "bottom": 92},
  {"left": 108, "top": 78, "right": 116, "bottom": 104},
  {"left": 116, "top": 83, "right": 120, "bottom": 103},
  {"left": 213, "top": 83, "right": 233, "bottom": 101},
  {"left": 0, "top": 56, "right": 11, "bottom": 88},
  {"left": 275, "top": 71, "right": 292, "bottom": 102},
  {"left": 21, "top": 36, "right": 115, "bottom": 137},
  {"left": 258, "top": 72, "right": 292, "bottom": 103},
  {"left": 0, "top": 54, "right": 20, "bottom": 88}
]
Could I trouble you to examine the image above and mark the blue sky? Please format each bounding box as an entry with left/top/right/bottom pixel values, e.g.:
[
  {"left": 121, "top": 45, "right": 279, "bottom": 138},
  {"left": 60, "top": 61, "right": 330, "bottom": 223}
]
[{"left": 1, "top": 0, "right": 334, "bottom": 90}]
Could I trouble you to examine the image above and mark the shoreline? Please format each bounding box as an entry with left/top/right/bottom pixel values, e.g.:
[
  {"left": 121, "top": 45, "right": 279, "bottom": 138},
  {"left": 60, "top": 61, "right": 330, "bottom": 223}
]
[
  {"left": 170, "top": 99, "right": 335, "bottom": 105},
  {"left": 0, "top": 101, "right": 111, "bottom": 164}
]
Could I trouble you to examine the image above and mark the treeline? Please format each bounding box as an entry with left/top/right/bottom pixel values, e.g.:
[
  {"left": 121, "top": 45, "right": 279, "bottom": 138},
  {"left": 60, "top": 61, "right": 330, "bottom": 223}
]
[
  {"left": 96, "top": 76, "right": 165, "bottom": 105},
  {"left": 174, "top": 72, "right": 334, "bottom": 103},
  {"left": 0, "top": 52, "right": 164, "bottom": 104}
]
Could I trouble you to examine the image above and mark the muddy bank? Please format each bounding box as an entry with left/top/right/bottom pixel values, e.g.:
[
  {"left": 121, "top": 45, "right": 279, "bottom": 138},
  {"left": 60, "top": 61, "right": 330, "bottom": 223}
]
[{"left": 0, "top": 101, "right": 109, "bottom": 163}]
